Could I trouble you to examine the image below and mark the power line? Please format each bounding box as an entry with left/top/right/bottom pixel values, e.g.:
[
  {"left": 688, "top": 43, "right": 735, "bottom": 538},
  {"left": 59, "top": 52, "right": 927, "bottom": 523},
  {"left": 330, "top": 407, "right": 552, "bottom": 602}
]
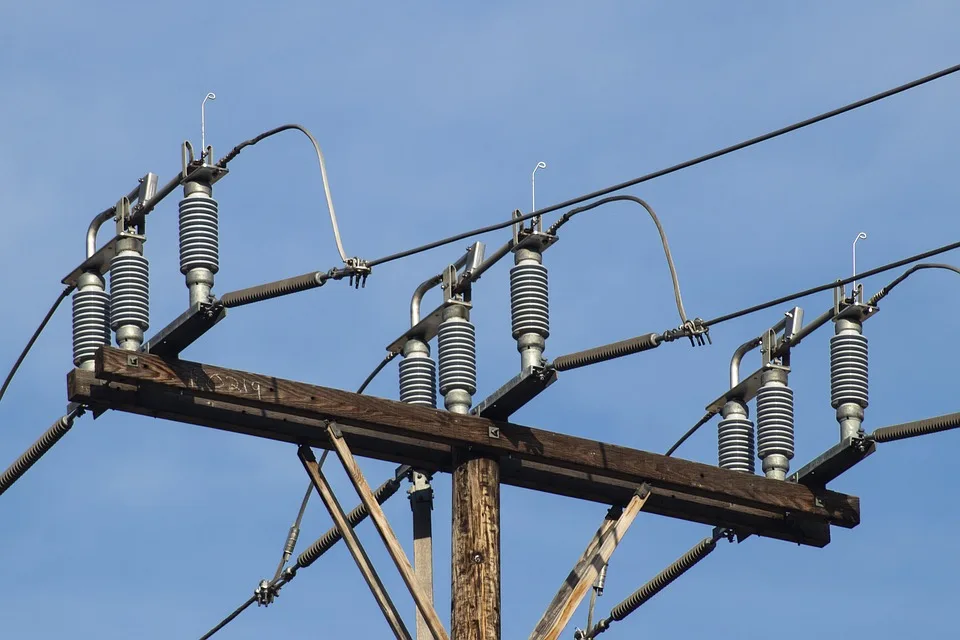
[
  {"left": 0, "top": 285, "right": 74, "bottom": 409},
  {"left": 368, "top": 61, "right": 960, "bottom": 268}
]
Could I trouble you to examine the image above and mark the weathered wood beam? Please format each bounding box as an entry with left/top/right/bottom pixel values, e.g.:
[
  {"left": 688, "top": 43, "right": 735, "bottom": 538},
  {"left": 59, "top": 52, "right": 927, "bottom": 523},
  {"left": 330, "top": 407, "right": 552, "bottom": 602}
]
[
  {"left": 529, "top": 486, "right": 650, "bottom": 640},
  {"left": 65, "top": 347, "right": 861, "bottom": 547}
]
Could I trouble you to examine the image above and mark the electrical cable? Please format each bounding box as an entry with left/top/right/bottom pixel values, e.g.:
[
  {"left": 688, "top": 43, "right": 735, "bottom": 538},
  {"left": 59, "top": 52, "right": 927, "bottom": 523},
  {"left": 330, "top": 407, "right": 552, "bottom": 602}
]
[
  {"left": 663, "top": 412, "right": 716, "bottom": 458},
  {"left": 0, "top": 405, "right": 85, "bottom": 497},
  {"left": 0, "top": 285, "right": 75, "bottom": 409},
  {"left": 215, "top": 124, "right": 350, "bottom": 263},
  {"left": 868, "top": 263, "right": 960, "bottom": 306},
  {"left": 703, "top": 239, "right": 960, "bottom": 327},
  {"left": 198, "top": 352, "right": 400, "bottom": 639},
  {"left": 547, "top": 195, "right": 689, "bottom": 324},
  {"left": 367, "top": 62, "right": 960, "bottom": 269}
]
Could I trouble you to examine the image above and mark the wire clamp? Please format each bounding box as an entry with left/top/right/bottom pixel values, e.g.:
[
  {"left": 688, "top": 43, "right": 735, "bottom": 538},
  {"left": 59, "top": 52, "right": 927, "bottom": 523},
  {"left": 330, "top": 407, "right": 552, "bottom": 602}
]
[
  {"left": 254, "top": 579, "right": 279, "bottom": 607},
  {"left": 662, "top": 318, "right": 711, "bottom": 346},
  {"left": 343, "top": 258, "right": 371, "bottom": 288}
]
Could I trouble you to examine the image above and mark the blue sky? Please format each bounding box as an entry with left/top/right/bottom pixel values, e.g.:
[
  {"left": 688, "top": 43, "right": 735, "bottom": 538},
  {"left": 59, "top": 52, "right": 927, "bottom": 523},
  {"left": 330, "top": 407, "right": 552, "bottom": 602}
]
[{"left": 2, "top": 2, "right": 959, "bottom": 638}]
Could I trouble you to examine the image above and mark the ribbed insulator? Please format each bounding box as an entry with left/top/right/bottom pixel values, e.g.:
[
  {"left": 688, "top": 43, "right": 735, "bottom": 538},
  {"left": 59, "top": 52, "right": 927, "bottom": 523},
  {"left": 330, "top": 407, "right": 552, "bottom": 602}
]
[
  {"left": 438, "top": 319, "right": 477, "bottom": 395},
  {"left": 399, "top": 355, "right": 437, "bottom": 408},
  {"left": 830, "top": 333, "right": 868, "bottom": 409},
  {"left": 110, "top": 253, "right": 150, "bottom": 331},
  {"left": 178, "top": 194, "right": 219, "bottom": 274},
  {"left": 510, "top": 263, "right": 549, "bottom": 339},
  {"left": 718, "top": 412, "right": 755, "bottom": 473},
  {"left": 756, "top": 385, "right": 794, "bottom": 460},
  {"left": 71, "top": 289, "right": 110, "bottom": 366}
]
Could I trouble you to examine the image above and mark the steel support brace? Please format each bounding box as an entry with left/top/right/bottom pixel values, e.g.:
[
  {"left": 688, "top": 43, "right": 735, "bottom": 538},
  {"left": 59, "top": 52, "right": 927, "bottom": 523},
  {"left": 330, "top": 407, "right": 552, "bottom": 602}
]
[
  {"left": 528, "top": 486, "right": 651, "bottom": 640},
  {"left": 298, "top": 446, "right": 412, "bottom": 640},
  {"left": 326, "top": 423, "right": 451, "bottom": 640}
]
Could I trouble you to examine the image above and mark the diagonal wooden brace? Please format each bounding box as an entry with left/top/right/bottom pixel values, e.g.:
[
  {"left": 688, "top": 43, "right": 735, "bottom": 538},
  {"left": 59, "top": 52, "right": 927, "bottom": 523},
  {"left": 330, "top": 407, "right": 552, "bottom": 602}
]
[
  {"left": 326, "top": 423, "right": 451, "bottom": 640},
  {"left": 528, "top": 485, "right": 652, "bottom": 640},
  {"left": 298, "top": 445, "right": 412, "bottom": 640}
]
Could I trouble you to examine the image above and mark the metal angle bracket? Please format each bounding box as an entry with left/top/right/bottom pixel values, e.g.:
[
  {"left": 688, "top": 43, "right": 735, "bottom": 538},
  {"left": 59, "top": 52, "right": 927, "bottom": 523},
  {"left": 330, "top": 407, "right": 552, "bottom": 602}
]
[
  {"left": 788, "top": 434, "right": 876, "bottom": 490},
  {"left": 142, "top": 301, "right": 227, "bottom": 357},
  {"left": 385, "top": 300, "right": 472, "bottom": 355},
  {"left": 61, "top": 235, "right": 123, "bottom": 286},
  {"left": 471, "top": 365, "right": 558, "bottom": 420},
  {"left": 705, "top": 363, "right": 790, "bottom": 415}
]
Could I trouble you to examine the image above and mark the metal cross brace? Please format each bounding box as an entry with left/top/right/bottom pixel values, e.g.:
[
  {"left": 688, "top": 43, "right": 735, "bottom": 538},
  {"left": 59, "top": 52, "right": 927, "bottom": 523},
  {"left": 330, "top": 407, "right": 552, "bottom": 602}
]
[
  {"left": 528, "top": 485, "right": 652, "bottom": 640},
  {"left": 298, "top": 445, "right": 412, "bottom": 640},
  {"left": 325, "top": 422, "right": 451, "bottom": 640}
]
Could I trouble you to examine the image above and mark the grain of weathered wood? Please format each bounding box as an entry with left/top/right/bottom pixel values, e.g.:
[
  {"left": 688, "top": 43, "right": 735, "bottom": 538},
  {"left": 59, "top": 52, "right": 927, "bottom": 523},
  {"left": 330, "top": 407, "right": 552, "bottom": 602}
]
[
  {"left": 70, "top": 348, "right": 861, "bottom": 546},
  {"left": 452, "top": 452, "right": 500, "bottom": 640},
  {"left": 298, "top": 446, "right": 411, "bottom": 640},
  {"left": 327, "top": 425, "right": 450, "bottom": 640},
  {"left": 529, "top": 488, "right": 650, "bottom": 640}
]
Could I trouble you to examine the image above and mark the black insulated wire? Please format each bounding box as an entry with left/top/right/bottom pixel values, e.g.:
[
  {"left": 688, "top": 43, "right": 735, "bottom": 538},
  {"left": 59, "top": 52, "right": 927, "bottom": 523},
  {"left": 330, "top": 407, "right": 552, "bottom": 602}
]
[
  {"left": 0, "top": 285, "right": 75, "bottom": 408},
  {"left": 547, "top": 195, "right": 689, "bottom": 325},
  {"left": 869, "top": 411, "right": 960, "bottom": 444},
  {"left": 0, "top": 406, "right": 84, "bottom": 497},
  {"left": 703, "top": 239, "right": 960, "bottom": 327},
  {"left": 198, "top": 596, "right": 257, "bottom": 640},
  {"left": 367, "top": 62, "right": 960, "bottom": 269},
  {"left": 663, "top": 411, "right": 716, "bottom": 458},
  {"left": 551, "top": 333, "right": 661, "bottom": 372},
  {"left": 868, "top": 263, "right": 960, "bottom": 306}
]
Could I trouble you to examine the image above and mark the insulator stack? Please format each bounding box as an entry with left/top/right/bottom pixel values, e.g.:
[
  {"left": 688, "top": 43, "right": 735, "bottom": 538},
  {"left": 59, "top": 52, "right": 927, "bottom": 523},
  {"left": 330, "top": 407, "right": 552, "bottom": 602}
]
[
  {"left": 831, "top": 318, "right": 868, "bottom": 440},
  {"left": 718, "top": 400, "right": 755, "bottom": 473},
  {"left": 399, "top": 339, "right": 437, "bottom": 408},
  {"left": 71, "top": 272, "right": 110, "bottom": 370},
  {"left": 756, "top": 370, "right": 794, "bottom": 480},
  {"left": 179, "top": 182, "right": 219, "bottom": 306},
  {"left": 510, "top": 247, "right": 550, "bottom": 370},
  {"left": 109, "top": 240, "right": 149, "bottom": 351},
  {"left": 438, "top": 307, "right": 476, "bottom": 414}
]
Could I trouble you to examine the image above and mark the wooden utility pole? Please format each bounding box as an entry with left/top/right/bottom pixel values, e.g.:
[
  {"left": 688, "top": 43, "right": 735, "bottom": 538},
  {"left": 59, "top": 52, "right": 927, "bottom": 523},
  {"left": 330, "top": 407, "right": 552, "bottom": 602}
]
[{"left": 452, "top": 451, "right": 500, "bottom": 640}]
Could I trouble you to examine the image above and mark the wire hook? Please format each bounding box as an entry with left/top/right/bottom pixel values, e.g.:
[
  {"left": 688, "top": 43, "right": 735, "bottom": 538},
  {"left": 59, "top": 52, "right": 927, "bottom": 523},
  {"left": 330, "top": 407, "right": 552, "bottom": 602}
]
[
  {"left": 201, "top": 92, "right": 216, "bottom": 160},
  {"left": 532, "top": 161, "right": 547, "bottom": 231},
  {"left": 852, "top": 231, "right": 867, "bottom": 294}
]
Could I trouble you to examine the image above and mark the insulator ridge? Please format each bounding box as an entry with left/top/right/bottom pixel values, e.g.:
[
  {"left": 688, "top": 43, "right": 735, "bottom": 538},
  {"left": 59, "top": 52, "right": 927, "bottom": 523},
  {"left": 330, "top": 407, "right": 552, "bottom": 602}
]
[
  {"left": 510, "top": 262, "right": 549, "bottom": 339},
  {"left": 718, "top": 402, "right": 754, "bottom": 474},
  {"left": 756, "top": 385, "right": 795, "bottom": 460},
  {"left": 179, "top": 193, "right": 220, "bottom": 274},
  {"left": 110, "top": 253, "right": 150, "bottom": 331},
  {"left": 830, "top": 333, "right": 868, "bottom": 408},
  {"left": 399, "top": 355, "right": 437, "bottom": 408},
  {"left": 438, "top": 319, "right": 477, "bottom": 396},
  {"left": 71, "top": 288, "right": 110, "bottom": 366}
]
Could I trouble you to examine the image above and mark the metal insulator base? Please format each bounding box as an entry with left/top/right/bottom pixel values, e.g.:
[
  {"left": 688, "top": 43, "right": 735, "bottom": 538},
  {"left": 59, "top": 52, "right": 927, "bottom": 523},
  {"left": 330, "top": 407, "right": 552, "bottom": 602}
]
[
  {"left": 510, "top": 263, "right": 549, "bottom": 339},
  {"left": 399, "top": 355, "right": 437, "bottom": 408},
  {"left": 110, "top": 253, "right": 150, "bottom": 331},
  {"left": 756, "top": 385, "right": 795, "bottom": 461},
  {"left": 179, "top": 194, "right": 220, "bottom": 274},
  {"left": 438, "top": 319, "right": 477, "bottom": 396},
  {"left": 830, "top": 333, "right": 868, "bottom": 408},
  {"left": 72, "top": 289, "right": 110, "bottom": 367},
  {"left": 718, "top": 403, "right": 755, "bottom": 474}
]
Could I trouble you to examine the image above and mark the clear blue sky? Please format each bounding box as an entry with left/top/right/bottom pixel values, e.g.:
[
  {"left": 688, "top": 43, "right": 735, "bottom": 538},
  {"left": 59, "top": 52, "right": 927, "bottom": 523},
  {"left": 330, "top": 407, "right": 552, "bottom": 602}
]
[{"left": 2, "top": 2, "right": 959, "bottom": 638}]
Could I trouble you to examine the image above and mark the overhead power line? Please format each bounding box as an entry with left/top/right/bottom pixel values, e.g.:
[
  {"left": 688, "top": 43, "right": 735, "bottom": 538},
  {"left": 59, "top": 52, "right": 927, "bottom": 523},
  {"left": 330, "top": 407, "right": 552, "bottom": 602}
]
[{"left": 367, "top": 61, "right": 960, "bottom": 268}]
